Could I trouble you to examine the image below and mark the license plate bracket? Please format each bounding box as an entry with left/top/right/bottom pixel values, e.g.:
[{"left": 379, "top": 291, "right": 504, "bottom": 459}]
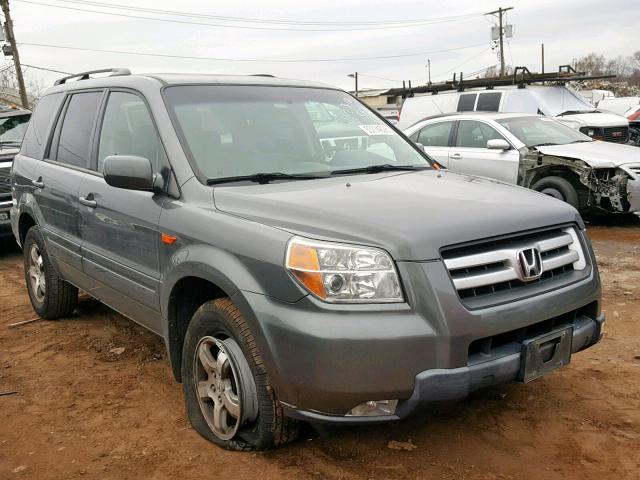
[{"left": 518, "top": 326, "right": 573, "bottom": 383}]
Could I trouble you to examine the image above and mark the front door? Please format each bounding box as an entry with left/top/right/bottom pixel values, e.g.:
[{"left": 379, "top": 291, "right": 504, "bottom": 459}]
[
  {"left": 414, "top": 120, "right": 455, "bottom": 167},
  {"left": 78, "top": 90, "right": 168, "bottom": 332},
  {"left": 448, "top": 120, "right": 519, "bottom": 183}
]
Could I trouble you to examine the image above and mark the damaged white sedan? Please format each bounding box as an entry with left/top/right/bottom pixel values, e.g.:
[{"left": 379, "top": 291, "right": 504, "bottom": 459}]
[{"left": 405, "top": 112, "right": 640, "bottom": 214}]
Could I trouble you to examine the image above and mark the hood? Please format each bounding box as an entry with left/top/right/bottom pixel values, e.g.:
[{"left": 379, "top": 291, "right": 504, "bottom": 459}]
[
  {"left": 556, "top": 112, "right": 629, "bottom": 128},
  {"left": 213, "top": 170, "right": 581, "bottom": 261},
  {"left": 535, "top": 141, "right": 640, "bottom": 168}
]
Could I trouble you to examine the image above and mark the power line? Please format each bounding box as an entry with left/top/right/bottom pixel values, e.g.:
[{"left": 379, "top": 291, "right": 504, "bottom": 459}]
[
  {"left": 49, "top": 0, "right": 485, "bottom": 27},
  {"left": 18, "top": 41, "right": 488, "bottom": 63},
  {"left": 14, "top": 0, "right": 484, "bottom": 32},
  {"left": 431, "top": 46, "right": 492, "bottom": 80},
  {"left": 22, "top": 63, "right": 71, "bottom": 74}
]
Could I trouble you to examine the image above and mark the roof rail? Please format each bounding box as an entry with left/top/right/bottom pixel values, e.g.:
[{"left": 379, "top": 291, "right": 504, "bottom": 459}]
[{"left": 54, "top": 68, "right": 131, "bottom": 86}]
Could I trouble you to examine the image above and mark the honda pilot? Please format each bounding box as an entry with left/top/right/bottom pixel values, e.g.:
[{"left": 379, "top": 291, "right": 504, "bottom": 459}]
[{"left": 11, "top": 69, "right": 604, "bottom": 450}]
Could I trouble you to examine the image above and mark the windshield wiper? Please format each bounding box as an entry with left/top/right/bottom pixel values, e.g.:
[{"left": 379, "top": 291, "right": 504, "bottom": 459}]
[
  {"left": 531, "top": 142, "right": 559, "bottom": 147},
  {"left": 330, "top": 164, "right": 429, "bottom": 176},
  {"left": 207, "top": 172, "right": 327, "bottom": 185}
]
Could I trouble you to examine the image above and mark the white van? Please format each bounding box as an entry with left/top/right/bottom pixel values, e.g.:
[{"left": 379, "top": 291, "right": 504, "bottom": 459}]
[{"left": 398, "top": 85, "right": 630, "bottom": 144}]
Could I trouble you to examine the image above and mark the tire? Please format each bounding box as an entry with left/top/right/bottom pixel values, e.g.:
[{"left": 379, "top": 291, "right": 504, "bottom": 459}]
[
  {"left": 23, "top": 226, "right": 78, "bottom": 319},
  {"left": 181, "top": 298, "right": 298, "bottom": 450},
  {"left": 531, "top": 176, "right": 579, "bottom": 209}
]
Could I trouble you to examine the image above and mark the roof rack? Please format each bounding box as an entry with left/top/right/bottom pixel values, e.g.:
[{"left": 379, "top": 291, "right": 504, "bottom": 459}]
[
  {"left": 54, "top": 68, "right": 131, "bottom": 86},
  {"left": 389, "top": 65, "right": 616, "bottom": 98}
]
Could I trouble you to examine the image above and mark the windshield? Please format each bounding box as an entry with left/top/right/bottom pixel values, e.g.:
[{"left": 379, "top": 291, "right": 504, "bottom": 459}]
[
  {"left": 0, "top": 113, "right": 30, "bottom": 145},
  {"left": 496, "top": 116, "right": 592, "bottom": 147},
  {"left": 163, "top": 85, "right": 429, "bottom": 182}
]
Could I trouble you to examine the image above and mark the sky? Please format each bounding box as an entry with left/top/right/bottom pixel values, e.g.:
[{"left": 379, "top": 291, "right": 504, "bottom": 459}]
[{"left": 3, "top": 0, "right": 639, "bottom": 93}]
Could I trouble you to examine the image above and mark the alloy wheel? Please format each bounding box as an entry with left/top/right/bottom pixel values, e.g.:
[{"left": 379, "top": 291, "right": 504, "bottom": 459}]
[
  {"left": 193, "top": 336, "right": 242, "bottom": 440},
  {"left": 28, "top": 244, "right": 46, "bottom": 304}
]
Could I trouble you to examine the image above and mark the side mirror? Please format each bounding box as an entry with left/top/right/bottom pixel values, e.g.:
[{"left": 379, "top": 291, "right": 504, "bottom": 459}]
[
  {"left": 415, "top": 142, "right": 426, "bottom": 152},
  {"left": 103, "top": 155, "right": 154, "bottom": 191},
  {"left": 486, "top": 139, "right": 511, "bottom": 150}
]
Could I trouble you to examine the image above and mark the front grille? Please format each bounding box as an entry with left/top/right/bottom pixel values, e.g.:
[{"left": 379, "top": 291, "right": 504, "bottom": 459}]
[
  {"left": 442, "top": 226, "right": 588, "bottom": 308},
  {"left": 0, "top": 166, "right": 10, "bottom": 197},
  {"left": 603, "top": 126, "right": 629, "bottom": 143}
]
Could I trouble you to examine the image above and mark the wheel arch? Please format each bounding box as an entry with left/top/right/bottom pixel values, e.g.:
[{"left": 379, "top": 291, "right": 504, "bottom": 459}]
[
  {"left": 161, "top": 246, "right": 275, "bottom": 383},
  {"left": 17, "top": 210, "right": 37, "bottom": 247}
]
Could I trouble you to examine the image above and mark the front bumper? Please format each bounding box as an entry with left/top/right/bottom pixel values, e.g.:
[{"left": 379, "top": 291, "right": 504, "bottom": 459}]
[
  {"left": 236, "top": 227, "right": 602, "bottom": 423},
  {"left": 0, "top": 199, "right": 12, "bottom": 237},
  {"left": 283, "top": 313, "right": 604, "bottom": 424}
]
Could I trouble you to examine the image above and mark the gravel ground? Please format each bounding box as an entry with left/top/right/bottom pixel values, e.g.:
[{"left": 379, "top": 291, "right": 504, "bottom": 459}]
[{"left": 1, "top": 220, "right": 639, "bottom": 480}]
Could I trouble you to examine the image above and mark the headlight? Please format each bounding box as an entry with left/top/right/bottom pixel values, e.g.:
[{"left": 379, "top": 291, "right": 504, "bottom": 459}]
[{"left": 285, "top": 237, "right": 403, "bottom": 303}]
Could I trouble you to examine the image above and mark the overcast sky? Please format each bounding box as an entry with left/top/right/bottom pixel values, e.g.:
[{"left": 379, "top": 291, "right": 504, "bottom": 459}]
[{"left": 4, "top": 0, "right": 639, "bottom": 93}]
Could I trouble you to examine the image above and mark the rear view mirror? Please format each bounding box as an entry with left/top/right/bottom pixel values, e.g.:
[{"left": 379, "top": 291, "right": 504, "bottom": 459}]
[
  {"left": 103, "top": 155, "right": 154, "bottom": 191},
  {"left": 486, "top": 139, "right": 511, "bottom": 150}
]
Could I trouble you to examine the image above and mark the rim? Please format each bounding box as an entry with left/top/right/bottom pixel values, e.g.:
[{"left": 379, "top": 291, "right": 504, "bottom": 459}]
[
  {"left": 540, "top": 187, "right": 564, "bottom": 201},
  {"left": 28, "top": 244, "right": 46, "bottom": 304},
  {"left": 193, "top": 336, "right": 242, "bottom": 440}
]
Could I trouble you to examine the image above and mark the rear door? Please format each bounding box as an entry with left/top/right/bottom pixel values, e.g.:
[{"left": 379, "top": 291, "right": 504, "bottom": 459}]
[
  {"left": 34, "top": 90, "right": 103, "bottom": 282},
  {"left": 411, "top": 120, "right": 455, "bottom": 166},
  {"left": 448, "top": 119, "right": 519, "bottom": 183},
  {"left": 78, "top": 89, "right": 168, "bottom": 332}
]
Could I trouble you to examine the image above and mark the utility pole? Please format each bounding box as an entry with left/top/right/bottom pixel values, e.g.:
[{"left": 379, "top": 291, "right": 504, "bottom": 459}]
[
  {"left": 541, "top": 43, "right": 545, "bottom": 74},
  {"left": 347, "top": 72, "right": 358, "bottom": 97},
  {"left": 486, "top": 7, "right": 513, "bottom": 77},
  {"left": 0, "top": 0, "right": 28, "bottom": 108},
  {"left": 426, "top": 59, "right": 431, "bottom": 84}
]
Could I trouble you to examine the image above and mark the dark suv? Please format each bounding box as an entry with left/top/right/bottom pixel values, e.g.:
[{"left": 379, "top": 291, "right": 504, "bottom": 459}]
[
  {"left": 0, "top": 105, "right": 31, "bottom": 238},
  {"left": 11, "top": 68, "right": 604, "bottom": 450}
]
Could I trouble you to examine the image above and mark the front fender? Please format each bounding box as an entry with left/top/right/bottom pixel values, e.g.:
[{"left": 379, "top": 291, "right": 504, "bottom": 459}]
[{"left": 159, "top": 242, "right": 307, "bottom": 382}]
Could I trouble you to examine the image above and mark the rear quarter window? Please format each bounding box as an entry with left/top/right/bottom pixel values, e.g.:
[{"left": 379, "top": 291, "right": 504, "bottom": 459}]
[
  {"left": 457, "top": 94, "right": 477, "bottom": 112},
  {"left": 476, "top": 92, "right": 502, "bottom": 112},
  {"left": 20, "top": 93, "right": 63, "bottom": 160}
]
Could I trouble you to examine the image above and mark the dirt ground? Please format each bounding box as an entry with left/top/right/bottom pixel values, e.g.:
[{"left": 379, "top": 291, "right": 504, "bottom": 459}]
[{"left": 1, "top": 219, "right": 639, "bottom": 480}]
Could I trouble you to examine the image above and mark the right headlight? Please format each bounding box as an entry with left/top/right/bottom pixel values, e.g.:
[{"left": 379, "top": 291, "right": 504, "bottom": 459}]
[{"left": 285, "top": 237, "right": 403, "bottom": 303}]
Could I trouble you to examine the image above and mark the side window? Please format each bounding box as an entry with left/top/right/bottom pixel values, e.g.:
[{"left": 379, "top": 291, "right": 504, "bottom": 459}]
[
  {"left": 97, "top": 92, "right": 162, "bottom": 174},
  {"left": 455, "top": 120, "right": 505, "bottom": 149},
  {"left": 54, "top": 91, "right": 103, "bottom": 168},
  {"left": 416, "top": 121, "right": 454, "bottom": 147},
  {"left": 476, "top": 92, "right": 502, "bottom": 112},
  {"left": 457, "top": 94, "right": 477, "bottom": 112},
  {"left": 21, "top": 93, "right": 63, "bottom": 160}
]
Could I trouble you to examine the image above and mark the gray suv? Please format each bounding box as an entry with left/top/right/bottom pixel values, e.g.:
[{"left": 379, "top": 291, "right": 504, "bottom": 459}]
[{"left": 11, "top": 69, "right": 604, "bottom": 450}]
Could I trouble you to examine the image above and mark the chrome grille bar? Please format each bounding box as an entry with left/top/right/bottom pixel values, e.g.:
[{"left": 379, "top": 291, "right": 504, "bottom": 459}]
[{"left": 444, "top": 227, "right": 586, "bottom": 293}]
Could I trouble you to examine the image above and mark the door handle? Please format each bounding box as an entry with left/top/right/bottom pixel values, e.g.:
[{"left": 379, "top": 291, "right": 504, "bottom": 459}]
[
  {"left": 79, "top": 194, "right": 97, "bottom": 208},
  {"left": 31, "top": 177, "right": 44, "bottom": 189},
  {"left": 450, "top": 153, "right": 463, "bottom": 160}
]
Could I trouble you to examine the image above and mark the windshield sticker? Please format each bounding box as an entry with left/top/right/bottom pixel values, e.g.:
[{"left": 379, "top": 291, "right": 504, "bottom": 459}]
[{"left": 359, "top": 124, "right": 394, "bottom": 136}]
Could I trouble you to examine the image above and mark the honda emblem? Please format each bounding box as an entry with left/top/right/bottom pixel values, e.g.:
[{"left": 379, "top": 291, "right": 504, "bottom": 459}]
[{"left": 517, "top": 248, "right": 543, "bottom": 281}]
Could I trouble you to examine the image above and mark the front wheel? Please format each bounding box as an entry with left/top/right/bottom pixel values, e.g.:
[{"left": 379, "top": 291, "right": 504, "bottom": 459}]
[
  {"left": 23, "top": 226, "right": 78, "bottom": 319},
  {"left": 531, "top": 176, "right": 579, "bottom": 209},
  {"left": 181, "top": 298, "right": 298, "bottom": 450}
]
